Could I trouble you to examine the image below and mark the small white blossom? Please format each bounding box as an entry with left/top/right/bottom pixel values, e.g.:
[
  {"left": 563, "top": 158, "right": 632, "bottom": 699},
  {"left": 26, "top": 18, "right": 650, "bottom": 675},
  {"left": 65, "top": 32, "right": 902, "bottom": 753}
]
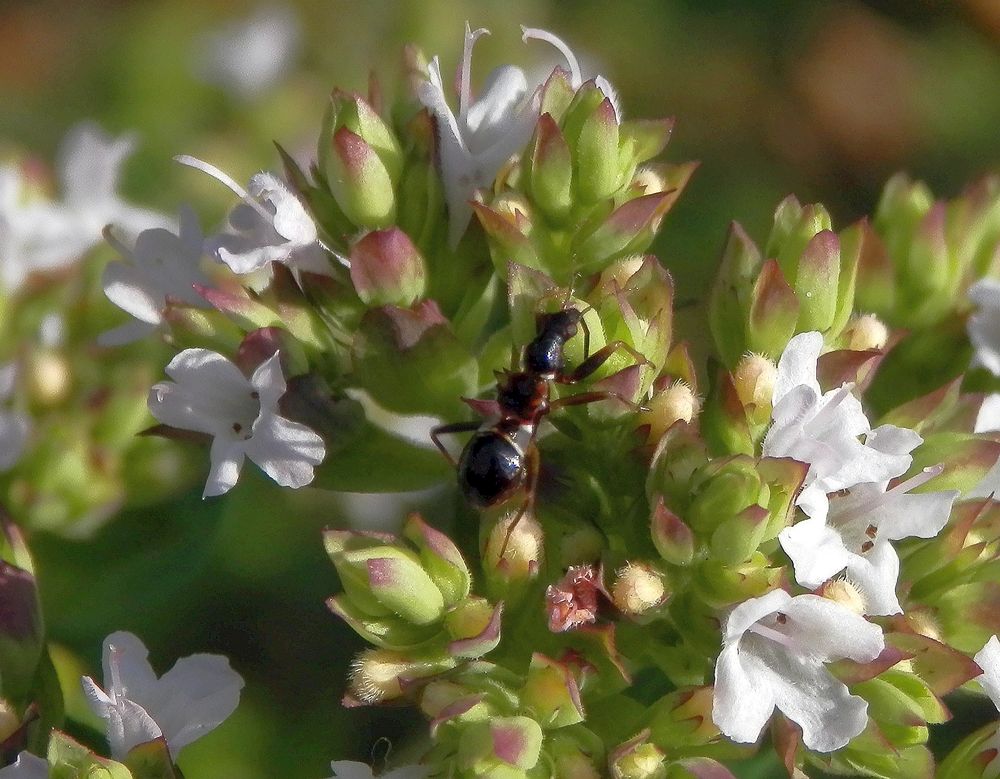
[
  {"left": 969, "top": 279, "right": 1000, "bottom": 377},
  {"left": 0, "top": 363, "right": 30, "bottom": 472},
  {"left": 325, "top": 761, "right": 428, "bottom": 779},
  {"left": 762, "top": 331, "right": 914, "bottom": 519},
  {"left": 100, "top": 205, "right": 209, "bottom": 346},
  {"left": 0, "top": 123, "right": 170, "bottom": 293},
  {"left": 418, "top": 23, "right": 540, "bottom": 247},
  {"left": 973, "top": 635, "right": 1000, "bottom": 777},
  {"left": 194, "top": 5, "right": 300, "bottom": 100},
  {"left": 0, "top": 752, "right": 48, "bottom": 779},
  {"left": 148, "top": 349, "right": 325, "bottom": 497},
  {"left": 779, "top": 458, "right": 958, "bottom": 615},
  {"left": 712, "top": 589, "right": 884, "bottom": 752},
  {"left": 81, "top": 630, "right": 243, "bottom": 761},
  {"left": 175, "top": 155, "right": 331, "bottom": 280},
  {"left": 521, "top": 26, "right": 620, "bottom": 119}
]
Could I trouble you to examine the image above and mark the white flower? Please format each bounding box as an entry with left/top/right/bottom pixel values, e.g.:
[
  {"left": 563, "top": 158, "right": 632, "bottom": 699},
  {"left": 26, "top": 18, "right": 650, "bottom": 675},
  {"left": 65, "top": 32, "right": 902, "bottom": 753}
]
[
  {"left": 325, "top": 761, "right": 428, "bottom": 779},
  {"left": 973, "top": 635, "right": 1000, "bottom": 777},
  {"left": 194, "top": 5, "right": 300, "bottom": 100},
  {"left": 762, "top": 331, "right": 914, "bottom": 519},
  {"left": 175, "top": 155, "right": 331, "bottom": 279},
  {"left": 147, "top": 349, "right": 325, "bottom": 497},
  {"left": 712, "top": 589, "right": 884, "bottom": 752},
  {"left": 417, "top": 23, "right": 540, "bottom": 247},
  {"left": 81, "top": 630, "right": 243, "bottom": 761},
  {"left": 779, "top": 459, "right": 958, "bottom": 615},
  {"left": 100, "top": 205, "right": 210, "bottom": 346},
  {"left": 0, "top": 123, "right": 170, "bottom": 293},
  {"left": 0, "top": 752, "right": 48, "bottom": 779},
  {"left": 0, "top": 363, "right": 30, "bottom": 472},
  {"left": 521, "top": 26, "right": 620, "bottom": 119},
  {"left": 969, "top": 279, "right": 1000, "bottom": 377}
]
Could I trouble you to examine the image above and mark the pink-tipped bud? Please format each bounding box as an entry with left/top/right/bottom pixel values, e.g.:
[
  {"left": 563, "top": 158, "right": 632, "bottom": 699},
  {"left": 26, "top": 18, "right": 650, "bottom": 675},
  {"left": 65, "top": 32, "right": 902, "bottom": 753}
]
[
  {"left": 847, "top": 313, "right": 889, "bottom": 351},
  {"left": 650, "top": 497, "right": 695, "bottom": 566},
  {"left": 350, "top": 228, "right": 427, "bottom": 308},
  {"left": 610, "top": 562, "right": 668, "bottom": 616}
]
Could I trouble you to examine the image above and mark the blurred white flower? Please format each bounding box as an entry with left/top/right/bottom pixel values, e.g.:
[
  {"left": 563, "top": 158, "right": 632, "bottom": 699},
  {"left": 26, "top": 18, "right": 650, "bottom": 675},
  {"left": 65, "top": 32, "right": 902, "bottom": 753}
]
[
  {"left": 418, "top": 23, "right": 540, "bottom": 247},
  {"left": 195, "top": 5, "right": 300, "bottom": 100},
  {"left": 81, "top": 630, "right": 243, "bottom": 761},
  {"left": 325, "top": 761, "right": 428, "bottom": 779},
  {"left": 176, "top": 155, "right": 331, "bottom": 280},
  {"left": 970, "top": 393, "right": 1000, "bottom": 499},
  {"left": 0, "top": 363, "right": 30, "bottom": 472},
  {"left": 0, "top": 122, "right": 170, "bottom": 292},
  {"left": 973, "top": 635, "right": 1000, "bottom": 776},
  {"left": 148, "top": 348, "right": 325, "bottom": 497},
  {"left": 0, "top": 752, "right": 48, "bottom": 778},
  {"left": 712, "top": 589, "right": 884, "bottom": 752},
  {"left": 969, "top": 279, "right": 1000, "bottom": 376},
  {"left": 100, "top": 205, "right": 210, "bottom": 346}
]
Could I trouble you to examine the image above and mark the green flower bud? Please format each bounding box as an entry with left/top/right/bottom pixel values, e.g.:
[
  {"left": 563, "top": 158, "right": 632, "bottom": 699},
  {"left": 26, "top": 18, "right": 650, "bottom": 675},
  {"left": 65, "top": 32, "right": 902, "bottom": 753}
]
[
  {"left": 549, "top": 736, "right": 603, "bottom": 779},
  {"left": 609, "top": 731, "right": 667, "bottom": 779},
  {"left": 650, "top": 497, "right": 695, "bottom": 567},
  {"left": 351, "top": 301, "right": 478, "bottom": 418},
  {"left": 529, "top": 113, "right": 573, "bottom": 222},
  {"left": 403, "top": 513, "right": 471, "bottom": 607},
  {"left": 709, "top": 505, "right": 769, "bottom": 566},
  {"left": 457, "top": 716, "right": 544, "bottom": 776},
  {"left": 765, "top": 196, "right": 833, "bottom": 277},
  {"left": 709, "top": 223, "right": 761, "bottom": 367},
  {"left": 162, "top": 301, "right": 244, "bottom": 354},
  {"left": 445, "top": 599, "right": 503, "bottom": 660},
  {"left": 520, "top": 654, "right": 585, "bottom": 729},
  {"left": 853, "top": 669, "right": 946, "bottom": 748},
  {"left": 687, "top": 457, "right": 762, "bottom": 534},
  {"left": 47, "top": 730, "right": 132, "bottom": 779},
  {"left": 331, "top": 90, "right": 404, "bottom": 182},
  {"left": 938, "top": 721, "right": 1000, "bottom": 779},
  {"left": 576, "top": 193, "right": 673, "bottom": 273},
  {"left": 647, "top": 687, "right": 721, "bottom": 751},
  {"left": 327, "top": 126, "right": 396, "bottom": 228},
  {"left": 337, "top": 546, "right": 445, "bottom": 626},
  {"left": 746, "top": 259, "right": 798, "bottom": 358},
  {"left": 575, "top": 97, "right": 622, "bottom": 204}
]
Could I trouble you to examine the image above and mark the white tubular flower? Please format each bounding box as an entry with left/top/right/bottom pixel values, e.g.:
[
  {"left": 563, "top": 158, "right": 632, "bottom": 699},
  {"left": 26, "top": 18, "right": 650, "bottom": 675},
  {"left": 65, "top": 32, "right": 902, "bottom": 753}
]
[
  {"left": 194, "top": 5, "right": 300, "bottom": 100},
  {"left": 175, "top": 155, "right": 331, "bottom": 278},
  {"left": 100, "top": 205, "right": 209, "bottom": 347},
  {"left": 0, "top": 363, "right": 30, "bottom": 472},
  {"left": 520, "top": 26, "right": 620, "bottom": 119},
  {"left": 0, "top": 752, "right": 48, "bottom": 778},
  {"left": 81, "top": 631, "right": 243, "bottom": 761},
  {"left": 712, "top": 589, "right": 884, "bottom": 753},
  {"left": 325, "top": 761, "right": 428, "bottom": 779},
  {"left": 779, "top": 463, "right": 958, "bottom": 615},
  {"left": 417, "top": 23, "right": 540, "bottom": 247},
  {"left": 762, "top": 331, "right": 914, "bottom": 519},
  {"left": 148, "top": 349, "right": 325, "bottom": 497},
  {"left": 973, "top": 636, "right": 1000, "bottom": 777},
  {"left": 969, "top": 279, "right": 1000, "bottom": 377},
  {"left": 969, "top": 394, "right": 1000, "bottom": 500}
]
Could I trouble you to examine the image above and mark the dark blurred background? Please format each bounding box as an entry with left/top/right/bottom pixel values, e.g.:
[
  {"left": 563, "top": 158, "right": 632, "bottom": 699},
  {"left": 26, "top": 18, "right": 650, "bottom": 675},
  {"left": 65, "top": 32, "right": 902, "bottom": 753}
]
[{"left": 2, "top": 1, "right": 999, "bottom": 776}]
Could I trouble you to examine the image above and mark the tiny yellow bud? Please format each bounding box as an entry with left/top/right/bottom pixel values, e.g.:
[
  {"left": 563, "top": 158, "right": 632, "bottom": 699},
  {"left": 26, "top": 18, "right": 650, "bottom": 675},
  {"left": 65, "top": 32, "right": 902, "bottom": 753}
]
[
  {"left": 29, "top": 350, "right": 71, "bottom": 406},
  {"left": 847, "top": 314, "right": 889, "bottom": 351},
  {"left": 640, "top": 381, "right": 699, "bottom": 444},
  {"left": 732, "top": 352, "right": 777, "bottom": 418},
  {"left": 444, "top": 597, "right": 493, "bottom": 641},
  {"left": 613, "top": 743, "right": 666, "bottom": 779},
  {"left": 819, "top": 578, "right": 866, "bottom": 616},
  {"left": 0, "top": 699, "right": 19, "bottom": 741},
  {"left": 554, "top": 750, "right": 602, "bottom": 779},
  {"left": 483, "top": 510, "right": 544, "bottom": 582},
  {"left": 611, "top": 562, "right": 667, "bottom": 615},
  {"left": 348, "top": 648, "right": 408, "bottom": 703},
  {"left": 490, "top": 192, "right": 532, "bottom": 225},
  {"left": 631, "top": 166, "right": 668, "bottom": 195},
  {"left": 904, "top": 610, "right": 943, "bottom": 643}
]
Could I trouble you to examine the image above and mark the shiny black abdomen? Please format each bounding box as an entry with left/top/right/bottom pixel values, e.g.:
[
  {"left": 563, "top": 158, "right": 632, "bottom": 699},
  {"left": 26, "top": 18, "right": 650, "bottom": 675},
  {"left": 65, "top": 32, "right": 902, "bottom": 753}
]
[
  {"left": 524, "top": 336, "right": 565, "bottom": 376},
  {"left": 457, "top": 431, "right": 525, "bottom": 507}
]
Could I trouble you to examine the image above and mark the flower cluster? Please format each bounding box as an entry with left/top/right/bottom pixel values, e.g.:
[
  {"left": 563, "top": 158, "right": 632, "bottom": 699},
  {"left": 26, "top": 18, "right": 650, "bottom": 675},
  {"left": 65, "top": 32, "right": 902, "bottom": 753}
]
[{"left": 5, "top": 17, "right": 1000, "bottom": 779}]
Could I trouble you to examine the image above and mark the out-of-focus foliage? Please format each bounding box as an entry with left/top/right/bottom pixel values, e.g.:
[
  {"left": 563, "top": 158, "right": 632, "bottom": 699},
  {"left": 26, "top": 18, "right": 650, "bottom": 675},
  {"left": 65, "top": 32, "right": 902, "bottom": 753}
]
[{"left": 2, "top": 1, "right": 1000, "bottom": 777}]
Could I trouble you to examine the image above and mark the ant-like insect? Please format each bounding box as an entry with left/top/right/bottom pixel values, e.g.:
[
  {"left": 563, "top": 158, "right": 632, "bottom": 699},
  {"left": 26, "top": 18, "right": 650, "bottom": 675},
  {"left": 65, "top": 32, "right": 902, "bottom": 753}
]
[{"left": 431, "top": 299, "right": 651, "bottom": 548}]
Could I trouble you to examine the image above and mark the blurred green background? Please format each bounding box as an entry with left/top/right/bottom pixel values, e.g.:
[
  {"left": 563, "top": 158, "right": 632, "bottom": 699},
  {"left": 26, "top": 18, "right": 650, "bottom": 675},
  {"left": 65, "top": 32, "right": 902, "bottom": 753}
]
[{"left": 2, "top": 0, "right": 1000, "bottom": 776}]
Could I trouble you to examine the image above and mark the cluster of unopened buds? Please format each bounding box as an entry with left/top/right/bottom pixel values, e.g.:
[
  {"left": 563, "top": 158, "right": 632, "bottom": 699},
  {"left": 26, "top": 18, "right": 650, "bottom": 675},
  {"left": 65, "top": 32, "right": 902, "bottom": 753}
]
[{"left": 6, "top": 18, "right": 1000, "bottom": 779}]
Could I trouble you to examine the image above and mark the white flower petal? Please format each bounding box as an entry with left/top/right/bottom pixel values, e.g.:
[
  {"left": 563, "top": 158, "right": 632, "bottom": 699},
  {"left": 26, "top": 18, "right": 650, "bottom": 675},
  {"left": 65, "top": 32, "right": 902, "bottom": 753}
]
[
  {"left": 779, "top": 517, "right": 853, "bottom": 589},
  {"left": 0, "top": 751, "right": 49, "bottom": 779},
  {"left": 975, "top": 635, "right": 1000, "bottom": 712},
  {"left": 877, "top": 488, "right": 957, "bottom": 542},
  {"left": 99, "top": 319, "right": 158, "bottom": 348},
  {"left": 711, "top": 642, "right": 776, "bottom": 744},
  {"left": 245, "top": 413, "right": 325, "bottom": 489},
  {"left": 845, "top": 542, "right": 902, "bottom": 616},
  {"left": 205, "top": 437, "right": 246, "bottom": 498},
  {"left": 772, "top": 331, "right": 823, "bottom": 405},
  {"left": 978, "top": 394, "right": 1000, "bottom": 434},
  {"left": 82, "top": 674, "right": 163, "bottom": 761},
  {"left": 249, "top": 353, "right": 286, "bottom": 410},
  {"left": 0, "top": 411, "right": 30, "bottom": 471},
  {"left": 102, "top": 261, "right": 163, "bottom": 324},
  {"left": 969, "top": 279, "right": 1000, "bottom": 377},
  {"left": 327, "top": 762, "right": 377, "bottom": 779},
  {"left": 724, "top": 588, "right": 792, "bottom": 639},
  {"left": 782, "top": 594, "right": 884, "bottom": 662},
  {"left": 102, "top": 631, "right": 160, "bottom": 699},
  {"left": 153, "top": 654, "right": 244, "bottom": 755}
]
